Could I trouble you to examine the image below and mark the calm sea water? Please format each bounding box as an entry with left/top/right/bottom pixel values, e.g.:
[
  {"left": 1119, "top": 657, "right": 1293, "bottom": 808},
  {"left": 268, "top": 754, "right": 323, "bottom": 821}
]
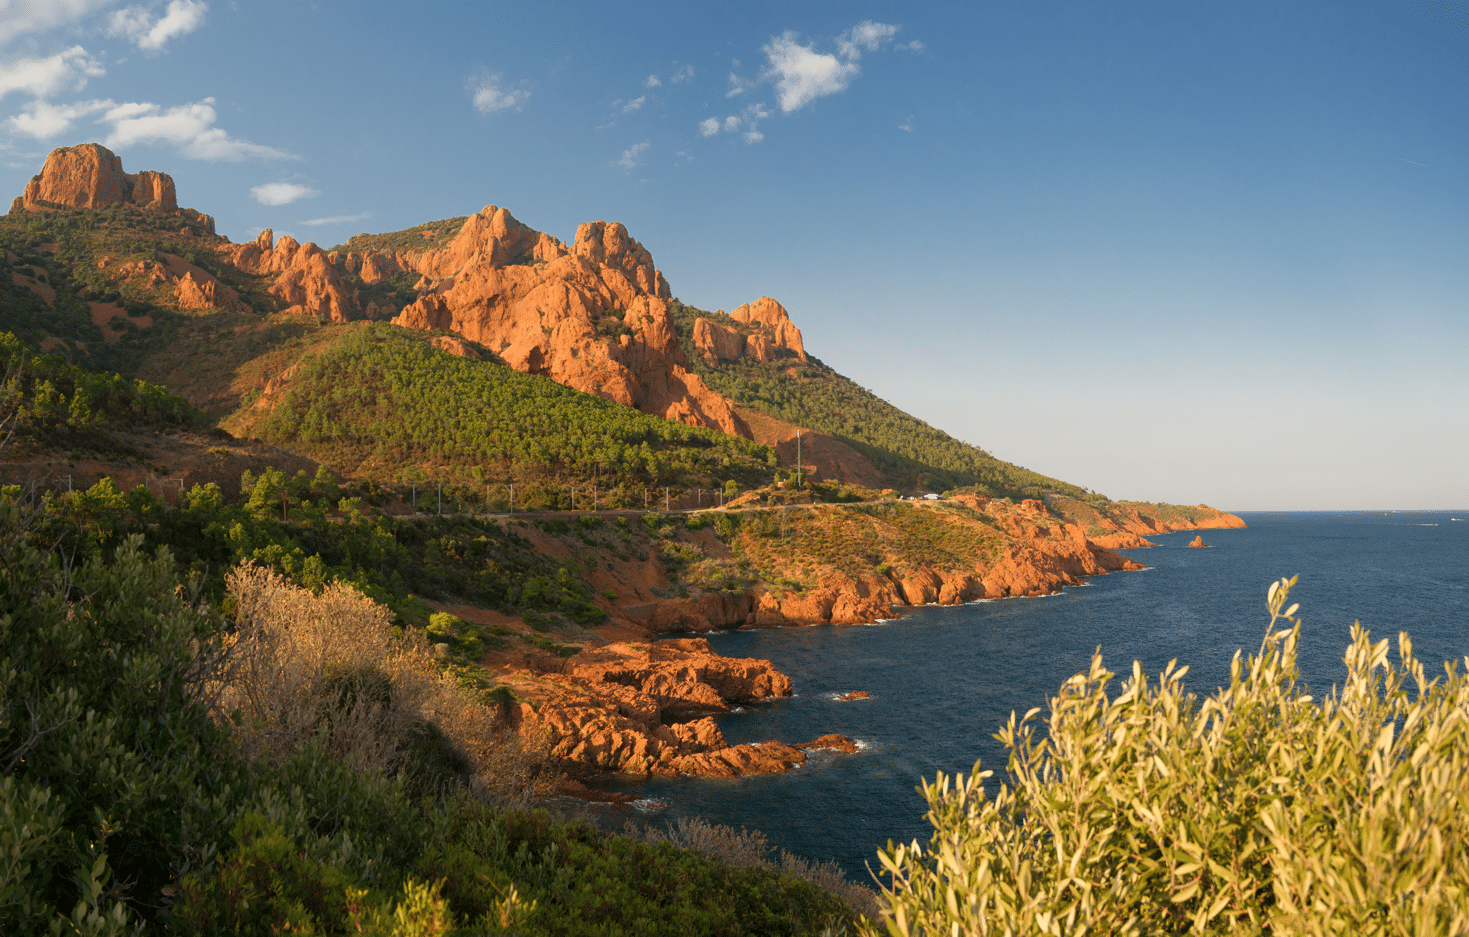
[{"left": 591, "top": 511, "right": 1469, "bottom": 881}]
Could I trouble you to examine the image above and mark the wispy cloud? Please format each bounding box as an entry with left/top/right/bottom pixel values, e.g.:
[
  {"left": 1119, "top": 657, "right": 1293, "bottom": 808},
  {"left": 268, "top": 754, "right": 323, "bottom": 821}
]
[
  {"left": 836, "top": 21, "right": 899, "bottom": 60},
  {"left": 726, "top": 65, "right": 755, "bottom": 98},
  {"left": 8, "top": 93, "right": 294, "bottom": 160},
  {"left": 109, "top": 0, "right": 207, "bottom": 53},
  {"left": 0, "top": 0, "right": 113, "bottom": 45},
  {"left": 616, "top": 140, "right": 650, "bottom": 170},
  {"left": 250, "top": 181, "right": 317, "bottom": 206},
  {"left": 104, "top": 97, "right": 295, "bottom": 159},
  {"left": 898, "top": 114, "right": 914, "bottom": 132},
  {"left": 302, "top": 211, "right": 371, "bottom": 226},
  {"left": 468, "top": 71, "right": 529, "bottom": 114},
  {"left": 644, "top": 74, "right": 662, "bottom": 89},
  {"left": 699, "top": 103, "right": 771, "bottom": 144},
  {"left": 0, "top": 46, "right": 104, "bottom": 101},
  {"left": 6, "top": 98, "right": 108, "bottom": 137},
  {"left": 671, "top": 64, "right": 694, "bottom": 84},
  {"left": 622, "top": 95, "right": 645, "bottom": 113},
  {"left": 897, "top": 39, "right": 924, "bottom": 53}
]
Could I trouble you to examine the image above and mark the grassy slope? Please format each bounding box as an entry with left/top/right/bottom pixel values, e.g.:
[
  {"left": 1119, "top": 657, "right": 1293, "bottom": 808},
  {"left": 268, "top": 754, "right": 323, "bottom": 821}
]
[{"left": 667, "top": 300, "right": 1097, "bottom": 501}]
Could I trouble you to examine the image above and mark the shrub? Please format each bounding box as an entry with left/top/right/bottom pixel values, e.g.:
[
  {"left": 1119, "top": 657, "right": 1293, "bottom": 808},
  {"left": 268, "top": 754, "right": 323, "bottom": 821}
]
[
  {"left": 867, "top": 577, "right": 1469, "bottom": 935},
  {"left": 217, "top": 563, "right": 553, "bottom": 804}
]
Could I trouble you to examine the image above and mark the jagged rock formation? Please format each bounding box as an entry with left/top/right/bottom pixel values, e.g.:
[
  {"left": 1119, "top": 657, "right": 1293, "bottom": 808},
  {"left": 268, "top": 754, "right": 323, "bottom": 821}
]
[
  {"left": 9, "top": 143, "right": 211, "bottom": 232},
  {"left": 387, "top": 205, "right": 750, "bottom": 436},
  {"left": 515, "top": 639, "right": 855, "bottom": 777},
  {"left": 691, "top": 297, "right": 806, "bottom": 365},
  {"left": 220, "top": 229, "right": 356, "bottom": 322}
]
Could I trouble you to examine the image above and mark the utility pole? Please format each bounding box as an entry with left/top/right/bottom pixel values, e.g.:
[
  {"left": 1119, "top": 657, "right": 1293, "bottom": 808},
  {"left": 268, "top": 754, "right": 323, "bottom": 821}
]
[
  {"left": 509, "top": 485, "right": 514, "bottom": 514},
  {"left": 796, "top": 429, "right": 802, "bottom": 487},
  {"left": 437, "top": 482, "right": 442, "bottom": 516},
  {"left": 664, "top": 487, "right": 670, "bottom": 512},
  {"left": 411, "top": 484, "right": 416, "bottom": 513}
]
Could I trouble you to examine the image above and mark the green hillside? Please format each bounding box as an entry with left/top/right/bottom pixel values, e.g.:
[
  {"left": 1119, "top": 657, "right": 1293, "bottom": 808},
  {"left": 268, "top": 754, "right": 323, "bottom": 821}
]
[
  {"left": 329, "top": 216, "right": 470, "bottom": 254},
  {"left": 230, "top": 323, "right": 776, "bottom": 500},
  {"left": 667, "top": 301, "right": 1096, "bottom": 500}
]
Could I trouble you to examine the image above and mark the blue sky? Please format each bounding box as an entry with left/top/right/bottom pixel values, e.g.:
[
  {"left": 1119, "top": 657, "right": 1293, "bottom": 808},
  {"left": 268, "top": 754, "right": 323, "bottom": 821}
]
[{"left": 2, "top": 1, "right": 1465, "bottom": 510}]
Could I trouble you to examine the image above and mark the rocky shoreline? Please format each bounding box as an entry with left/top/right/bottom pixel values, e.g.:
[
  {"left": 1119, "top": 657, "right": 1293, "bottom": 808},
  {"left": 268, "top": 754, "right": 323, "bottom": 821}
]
[{"left": 487, "top": 498, "right": 1245, "bottom": 785}]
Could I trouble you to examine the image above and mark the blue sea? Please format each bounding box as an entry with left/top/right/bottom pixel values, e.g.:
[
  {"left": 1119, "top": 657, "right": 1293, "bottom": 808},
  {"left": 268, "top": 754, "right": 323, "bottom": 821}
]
[{"left": 592, "top": 511, "right": 1469, "bottom": 882}]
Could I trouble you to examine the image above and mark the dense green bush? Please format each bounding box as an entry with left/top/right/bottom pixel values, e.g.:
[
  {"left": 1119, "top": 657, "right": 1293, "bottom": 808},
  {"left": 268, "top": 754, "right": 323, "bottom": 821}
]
[{"left": 868, "top": 577, "right": 1469, "bottom": 935}]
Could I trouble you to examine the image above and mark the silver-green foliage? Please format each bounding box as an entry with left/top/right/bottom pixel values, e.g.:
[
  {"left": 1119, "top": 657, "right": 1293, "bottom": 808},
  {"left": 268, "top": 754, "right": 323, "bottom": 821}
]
[{"left": 869, "top": 577, "right": 1469, "bottom": 935}]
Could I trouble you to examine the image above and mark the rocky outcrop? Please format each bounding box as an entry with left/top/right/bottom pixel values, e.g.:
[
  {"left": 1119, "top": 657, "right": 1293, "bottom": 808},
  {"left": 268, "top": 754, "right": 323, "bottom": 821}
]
[
  {"left": 130, "top": 170, "right": 177, "bottom": 211},
  {"left": 219, "top": 229, "right": 356, "bottom": 322},
  {"left": 730, "top": 297, "right": 806, "bottom": 361},
  {"left": 17, "top": 143, "right": 124, "bottom": 210},
  {"left": 518, "top": 638, "right": 853, "bottom": 777},
  {"left": 389, "top": 205, "right": 749, "bottom": 437},
  {"left": 690, "top": 298, "right": 807, "bottom": 366},
  {"left": 1188, "top": 535, "right": 1207, "bottom": 548},
  {"left": 692, "top": 317, "right": 746, "bottom": 363},
  {"left": 11, "top": 144, "right": 191, "bottom": 221}
]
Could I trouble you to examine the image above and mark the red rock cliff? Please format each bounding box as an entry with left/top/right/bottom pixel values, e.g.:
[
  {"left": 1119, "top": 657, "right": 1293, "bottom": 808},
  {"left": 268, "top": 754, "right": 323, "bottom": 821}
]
[
  {"left": 10, "top": 143, "right": 210, "bottom": 231},
  {"left": 389, "top": 205, "right": 749, "bottom": 437}
]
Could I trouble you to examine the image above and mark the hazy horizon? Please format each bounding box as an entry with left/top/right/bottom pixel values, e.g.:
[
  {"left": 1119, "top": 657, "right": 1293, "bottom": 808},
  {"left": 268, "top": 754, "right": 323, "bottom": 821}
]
[{"left": 2, "top": 1, "right": 1463, "bottom": 511}]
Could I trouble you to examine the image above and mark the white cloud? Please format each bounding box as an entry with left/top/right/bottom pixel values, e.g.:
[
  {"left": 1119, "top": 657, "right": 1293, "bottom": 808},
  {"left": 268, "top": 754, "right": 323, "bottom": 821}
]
[
  {"left": 622, "top": 95, "right": 645, "bottom": 113},
  {"left": 0, "top": 0, "right": 113, "bottom": 45},
  {"left": 301, "top": 211, "right": 370, "bottom": 226},
  {"left": 103, "top": 97, "right": 295, "bottom": 160},
  {"left": 761, "top": 31, "right": 859, "bottom": 112},
  {"left": 898, "top": 39, "right": 924, "bottom": 53},
  {"left": 109, "top": 0, "right": 207, "bottom": 52},
  {"left": 468, "top": 72, "right": 529, "bottom": 114},
  {"left": 726, "top": 71, "right": 754, "bottom": 98},
  {"left": 837, "top": 20, "right": 899, "bottom": 60},
  {"left": 6, "top": 97, "right": 110, "bottom": 138},
  {"left": 644, "top": 74, "right": 661, "bottom": 88},
  {"left": 701, "top": 103, "right": 771, "bottom": 145},
  {"left": 616, "top": 140, "right": 649, "bottom": 170},
  {"left": 0, "top": 46, "right": 104, "bottom": 101},
  {"left": 671, "top": 64, "right": 694, "bottom": 84},
  {"left": 899, "top": 115, "right": 914, "bottom": 132},
  {"left": 250, "top": 181, "right": 317, "bottom": 206}
]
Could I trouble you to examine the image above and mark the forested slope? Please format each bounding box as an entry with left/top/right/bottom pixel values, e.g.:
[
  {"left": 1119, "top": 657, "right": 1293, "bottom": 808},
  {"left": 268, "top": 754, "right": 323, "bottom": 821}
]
[
  {"left": 226, "top": 324, "right": 776, "bottom": 496},
  {"left": 668, "top": 301, "right": 1095, "bottom": 500}
]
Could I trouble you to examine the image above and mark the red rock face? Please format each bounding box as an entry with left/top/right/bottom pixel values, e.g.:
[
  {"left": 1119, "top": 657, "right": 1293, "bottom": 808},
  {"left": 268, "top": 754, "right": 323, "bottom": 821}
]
[
  {"left": 12, "top": 144, "right": 183, "bottom": 216},
  {"left": 219, "top": 230, "right": 356, "bottom": 322},
  {"left": 20, "top": 143, "right": 125, "bottom": 210},
  {"left": 730, "top": 297, "right": 806, "bottom": 361},
  {"left": 520, "top": 639, "right": 856, "bottom": 776},
  {"left": 389, "top": 205, "right": 750, "bottom": 437},
  {"left": 130, "top": 170, "right": 177, "bottom": 211}
]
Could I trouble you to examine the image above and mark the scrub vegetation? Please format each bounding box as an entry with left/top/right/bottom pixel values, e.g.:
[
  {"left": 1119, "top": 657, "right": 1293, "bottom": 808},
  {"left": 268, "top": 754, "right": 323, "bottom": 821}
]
[{"left": 867, "top": 578, "right": 1469, "bottom": 935}]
